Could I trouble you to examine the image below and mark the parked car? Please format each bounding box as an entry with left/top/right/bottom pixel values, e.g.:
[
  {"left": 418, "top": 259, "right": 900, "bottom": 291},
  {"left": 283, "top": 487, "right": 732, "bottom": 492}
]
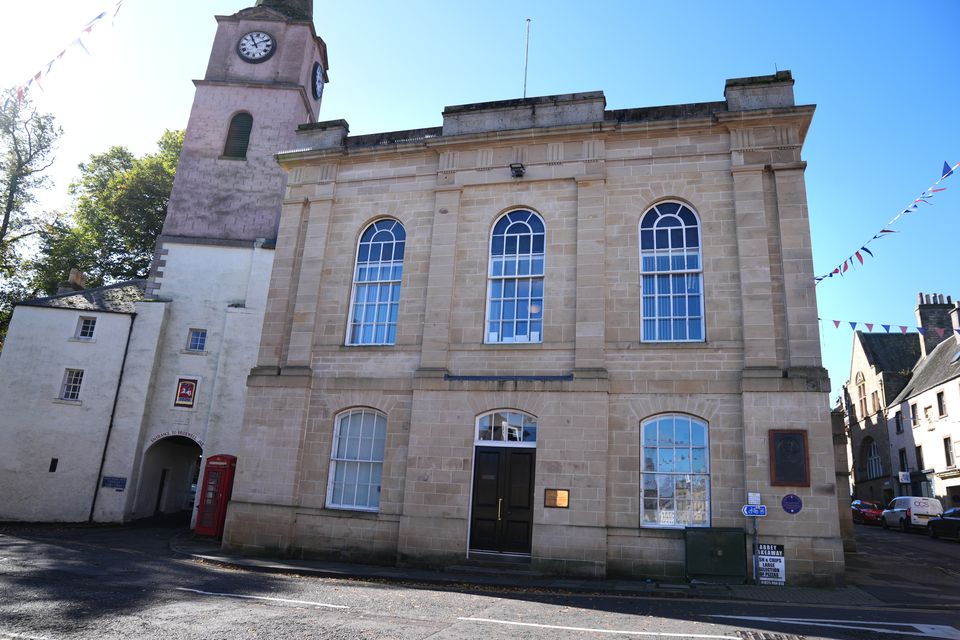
[
  {"left": 851, "top": 500, "right": 883, "bottom": 525},
  {"left": 927, "top": 507, "right": 960, "bottom": 540},
  {"left": 881, "top": 496, "right": 944, "bottom": 531}
]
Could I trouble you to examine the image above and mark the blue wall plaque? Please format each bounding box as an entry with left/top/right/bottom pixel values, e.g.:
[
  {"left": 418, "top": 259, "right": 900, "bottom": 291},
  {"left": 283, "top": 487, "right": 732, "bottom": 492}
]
[{"left": 781, "top": 493, "right": 802, "bottom": 514}]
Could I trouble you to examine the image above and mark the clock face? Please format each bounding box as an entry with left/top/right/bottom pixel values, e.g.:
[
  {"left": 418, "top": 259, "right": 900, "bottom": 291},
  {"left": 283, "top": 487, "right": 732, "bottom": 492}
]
[
  {"left": 311, "top": 62, "right": 325, "bottom": 100},
  {"left": 237, "top": 31, "right": 276, "bottom": 63}
]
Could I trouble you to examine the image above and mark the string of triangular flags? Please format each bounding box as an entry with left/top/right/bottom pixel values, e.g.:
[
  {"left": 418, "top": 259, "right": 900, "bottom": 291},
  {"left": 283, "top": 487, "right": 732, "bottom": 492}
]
[
  {"left": 821, "top": 317, "right": 960, "bottom": 337},
  {"left": 815, "top": 161, "right": 960, "bottom": 284},
  {"left": 1, "top": 1, "right": 124, "bottom": 112}
]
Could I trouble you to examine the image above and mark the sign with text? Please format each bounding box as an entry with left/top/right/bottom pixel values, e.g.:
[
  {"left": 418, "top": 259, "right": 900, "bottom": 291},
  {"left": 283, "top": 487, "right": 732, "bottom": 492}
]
[
  {"left": 898, "top": 471, "right": 911, "bottom": 483},
  {"left": 756, "top": 543, "right": 785, "bottom": 586},
  {"left": 781, "top": 493, "right": 803, "bottom": 514},
  {"left": 101, "top": 476, "right": 127, "bottom": 491},
  {"left": 742, "top": 504, "right": 767, "bottom": 517}
]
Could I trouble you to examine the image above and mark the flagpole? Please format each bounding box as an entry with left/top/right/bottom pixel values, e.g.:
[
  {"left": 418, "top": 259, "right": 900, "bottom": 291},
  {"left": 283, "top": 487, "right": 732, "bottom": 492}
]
[{"left": 523, "top": 18, "right": 531, "bottom": 99}]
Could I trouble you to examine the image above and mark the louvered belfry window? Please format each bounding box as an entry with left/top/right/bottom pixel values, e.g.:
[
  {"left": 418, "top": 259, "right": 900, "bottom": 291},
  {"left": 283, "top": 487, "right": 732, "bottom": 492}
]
[{"left": 223, "top": 113, "right": 253, "bottom": 158}]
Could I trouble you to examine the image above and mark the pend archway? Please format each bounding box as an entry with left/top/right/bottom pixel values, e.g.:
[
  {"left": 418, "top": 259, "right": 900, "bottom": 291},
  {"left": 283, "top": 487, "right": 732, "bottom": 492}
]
[{"left": 135, "top": 435, "right": 202, "bottom": 520}]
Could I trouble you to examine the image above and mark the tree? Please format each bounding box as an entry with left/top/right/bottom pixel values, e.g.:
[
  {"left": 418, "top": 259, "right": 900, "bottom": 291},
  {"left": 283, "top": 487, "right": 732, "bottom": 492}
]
[
  {"left": 0, "top": 89, "right": 62, "bottom": 347},
  {"left": 0, "top": 90, "right": 61, "bottom": 271},
  {"left": 30, "top": 129, "right": 183, "bottom": 293}
]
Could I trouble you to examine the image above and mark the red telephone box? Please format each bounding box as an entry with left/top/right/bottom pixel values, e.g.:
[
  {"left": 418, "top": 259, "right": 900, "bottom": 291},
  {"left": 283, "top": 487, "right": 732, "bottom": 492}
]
[{"left": 194, "top": 454, "right": 237, "bottom": 538}]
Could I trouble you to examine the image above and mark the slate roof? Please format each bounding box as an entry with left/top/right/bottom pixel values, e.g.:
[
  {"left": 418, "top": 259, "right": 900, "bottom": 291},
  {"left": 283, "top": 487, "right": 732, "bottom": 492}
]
[
  {"left": 857, "top": 331, "right": 921, "bottom": 376},
  {"left": 892, "top": 336, "right": 960, "bottom": 404},
  {"left": 16, "top": 280, "right": 147, "bottom": 315}
]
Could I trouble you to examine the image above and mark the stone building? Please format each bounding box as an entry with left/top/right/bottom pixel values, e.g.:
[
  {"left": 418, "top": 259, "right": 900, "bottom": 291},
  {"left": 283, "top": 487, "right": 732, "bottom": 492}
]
[
  {"left": 222, "top": 62, "right": 843, "bottom": 582},
  {"left": 885, "top": 294, "right": 960, "bottom": 506},
  {"left": 841, "top": 331, "right": 919, "bottom": 504},
  {"left": 841, "top": 293, "right": 959, "bottom": 508},
  {"left": 0, "top": 0, "right": 842, "bottom": 585}
]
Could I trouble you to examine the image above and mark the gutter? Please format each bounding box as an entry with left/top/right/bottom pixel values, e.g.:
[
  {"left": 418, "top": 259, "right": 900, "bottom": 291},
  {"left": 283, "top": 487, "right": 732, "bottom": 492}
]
[{"left": 88, "top": 312, "right": 136, "bottom": 522}]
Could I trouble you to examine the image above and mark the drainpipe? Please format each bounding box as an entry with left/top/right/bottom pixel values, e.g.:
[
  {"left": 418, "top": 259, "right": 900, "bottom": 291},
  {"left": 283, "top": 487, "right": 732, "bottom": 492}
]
[{"left": 88, "top": 312, "right": 137, "bottom": 522}]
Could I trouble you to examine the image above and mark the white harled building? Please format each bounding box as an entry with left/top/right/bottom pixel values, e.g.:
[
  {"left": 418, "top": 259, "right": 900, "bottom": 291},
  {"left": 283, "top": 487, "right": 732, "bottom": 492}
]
[{"left": 0, "top": 0, "right": 326, "bottom": 524}]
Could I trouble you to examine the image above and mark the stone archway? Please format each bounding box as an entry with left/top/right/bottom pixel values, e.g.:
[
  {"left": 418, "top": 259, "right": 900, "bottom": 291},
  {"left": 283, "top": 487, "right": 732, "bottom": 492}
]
[{"left": 134, "top": 435, "right": 202, "bottom": 520}]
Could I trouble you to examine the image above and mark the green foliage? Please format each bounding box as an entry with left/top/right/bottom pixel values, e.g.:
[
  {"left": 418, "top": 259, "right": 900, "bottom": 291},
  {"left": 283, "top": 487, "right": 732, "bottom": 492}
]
[
  {"left": 0, "top": 88, "right": 62, "bottom": 347},
  {"left": 31, "top": 129, "right": 183, "bottom": 292}
]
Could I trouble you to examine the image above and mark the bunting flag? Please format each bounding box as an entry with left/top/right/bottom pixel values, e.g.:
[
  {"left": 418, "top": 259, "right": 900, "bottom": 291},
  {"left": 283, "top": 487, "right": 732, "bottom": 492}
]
[
  {"left": 820, "top": 317, "right": 954, "bottom": 336},
  {"left": 815, "top": 161, "right": 960, "bottom": 284},
  {"left": 1, "top": 1, "right": 124, "bottom": 112}
]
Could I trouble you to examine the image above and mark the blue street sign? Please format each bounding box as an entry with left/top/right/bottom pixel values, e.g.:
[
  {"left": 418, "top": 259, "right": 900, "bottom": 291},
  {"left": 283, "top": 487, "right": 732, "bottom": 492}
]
[{"left": 742, "top": 504, "right": 767, "bottom": 517}]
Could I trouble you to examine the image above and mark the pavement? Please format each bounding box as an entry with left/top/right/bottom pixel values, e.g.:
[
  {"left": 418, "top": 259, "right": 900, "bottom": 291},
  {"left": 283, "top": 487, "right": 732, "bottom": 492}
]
[{"left": 170, "top": 532, "right": 887, "bottom": 608}]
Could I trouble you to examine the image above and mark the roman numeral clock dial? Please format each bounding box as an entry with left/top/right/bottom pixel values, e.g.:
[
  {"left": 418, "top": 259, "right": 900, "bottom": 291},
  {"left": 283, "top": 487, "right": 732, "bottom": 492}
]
[{"left": 237, "top": 31, "right": 276, "bottom": 63}]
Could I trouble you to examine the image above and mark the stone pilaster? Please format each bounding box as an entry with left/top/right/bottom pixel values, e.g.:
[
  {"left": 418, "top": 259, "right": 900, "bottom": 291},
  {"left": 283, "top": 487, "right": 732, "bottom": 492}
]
[
  {"left": 256, "top": 198, "right": 309, "bottom": 369},
  {"left": 573, "top": 176, "right": 607, "bottom": 374},
  {"left": 773, "top": 163, "right": 821, "bottom": 368},
  {"left": 418, "top": 187, "right": 463, "bottom": 372},
  {"left": 285, "top": 196, "right": 333, "bottom": 368},
  {"left": 731, "top": 165, "right": 777, "bottom": 369}
]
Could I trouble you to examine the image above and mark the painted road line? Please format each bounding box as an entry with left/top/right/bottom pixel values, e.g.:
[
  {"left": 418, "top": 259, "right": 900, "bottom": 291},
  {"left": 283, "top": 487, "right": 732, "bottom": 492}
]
[
  {"left": 174, "top": 587, "right": 349, "bottom": 609},
  {"left": 709, "top": 615, "right": 960, "bottom": 639},
  {"left": 0, "top": 632, "right": 55, "bottom": 640},
  {"left": 458, "top": 617, "right": 738, "bottom": 639}
]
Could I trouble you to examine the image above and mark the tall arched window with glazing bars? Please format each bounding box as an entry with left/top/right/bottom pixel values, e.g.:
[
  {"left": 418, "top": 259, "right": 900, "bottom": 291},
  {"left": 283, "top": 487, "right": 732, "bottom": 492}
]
[
  {"left": 640, "top": 202, "right": 704, "bottom": 342},
  {"left": 486, "top": 210, "right": 545, "bottom": 343},
  {"left": 347, "top": 219, "right": 405, "bottom": 345}
]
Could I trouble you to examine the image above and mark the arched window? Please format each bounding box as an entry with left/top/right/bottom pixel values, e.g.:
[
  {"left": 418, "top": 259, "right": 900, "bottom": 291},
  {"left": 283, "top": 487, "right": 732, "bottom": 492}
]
[
  {"left": 640, "top": 202, "right": 704, "bottom": 342},
  {"left": 222, "top": 113, "right": 253, "bottom": 158},
  {"left": 476, "top": 410, "right": 537, "bottom": 447},
  {"left": 641, "top": 414, "right": 710, "bottom": 527},
  {"left": 347, "top": 219, "right": 405, "bottom": 345},
  {"left": 486, "top": 210, "right": 545, "bottom": 343},
  {"left": 327, "top": 408, "right": 386, "bottom": 511},
  {"left": 866, "top": 440, "right": 882, "bottom": 480}
]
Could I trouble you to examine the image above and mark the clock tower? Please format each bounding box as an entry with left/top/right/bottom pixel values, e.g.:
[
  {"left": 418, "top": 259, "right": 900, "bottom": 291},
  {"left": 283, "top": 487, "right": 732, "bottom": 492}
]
[
  {"left": 153, "top": 0, "right": 328, "bottom": 251},
  {"left": 111, "top": 1, "right": 328, "bottom": 526}
]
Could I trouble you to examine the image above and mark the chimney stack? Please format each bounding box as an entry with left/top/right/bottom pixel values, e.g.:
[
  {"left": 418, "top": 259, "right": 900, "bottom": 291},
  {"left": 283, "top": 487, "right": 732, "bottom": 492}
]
[
  {"left": 916, "top": 291, "right": 954, "bottom": 358},
  {"left": 56, "top": 269, "right": 86, "bottom": 295}
]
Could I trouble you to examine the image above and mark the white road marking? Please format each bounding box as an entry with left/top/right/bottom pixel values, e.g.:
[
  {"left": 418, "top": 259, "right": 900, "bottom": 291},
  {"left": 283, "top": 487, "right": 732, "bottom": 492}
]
[
  {"left": 174, "top": 587, "right": 348, "bottom": 609},
  {"left": 0, "top": 632, "right": 55, "bottom": 640},
  {"left": 458, "top": 617, "right": 738, "bottom": 639},
  {"left": 710, "top": 615, "right": 960, "bottom": 639}
]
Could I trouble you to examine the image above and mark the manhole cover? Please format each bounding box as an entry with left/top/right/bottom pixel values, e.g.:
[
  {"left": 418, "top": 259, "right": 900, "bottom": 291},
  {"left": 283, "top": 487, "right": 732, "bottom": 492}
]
[{"left": 736, "top": 632, "right": 806, "bottom": 640}]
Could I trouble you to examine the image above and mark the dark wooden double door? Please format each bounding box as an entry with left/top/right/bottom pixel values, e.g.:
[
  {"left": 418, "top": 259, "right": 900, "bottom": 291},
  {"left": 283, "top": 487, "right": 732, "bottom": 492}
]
[{"left": 470, "top": 447, "right": 535, "bottom": 554}]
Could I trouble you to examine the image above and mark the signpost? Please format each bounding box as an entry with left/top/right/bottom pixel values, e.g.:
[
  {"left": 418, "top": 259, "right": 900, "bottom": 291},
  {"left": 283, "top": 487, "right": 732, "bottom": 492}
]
[{"left": 743, "top": 500, "right": 769, "bottom": 585}]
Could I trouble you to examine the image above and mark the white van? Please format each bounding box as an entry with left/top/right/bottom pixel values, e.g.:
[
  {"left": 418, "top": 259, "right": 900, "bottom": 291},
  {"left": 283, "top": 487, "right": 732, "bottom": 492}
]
[{"left": 881, "top": 496, "right": 944, "bottom": 531}]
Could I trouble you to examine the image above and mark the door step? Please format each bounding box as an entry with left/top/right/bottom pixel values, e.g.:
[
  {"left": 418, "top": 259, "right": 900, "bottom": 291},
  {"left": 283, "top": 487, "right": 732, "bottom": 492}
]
[
  {"left": 448, "top": 551, "right": 543, "bottom": 577},
  {"left": 445, "top": 563, "right": 546, "bottom": 578}
]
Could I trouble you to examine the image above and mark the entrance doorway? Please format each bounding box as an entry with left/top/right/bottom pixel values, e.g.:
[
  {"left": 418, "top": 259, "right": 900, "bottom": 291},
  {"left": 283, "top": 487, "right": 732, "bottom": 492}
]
[{"left": 469, "top": 410, "right": 537, "bottom": 556}]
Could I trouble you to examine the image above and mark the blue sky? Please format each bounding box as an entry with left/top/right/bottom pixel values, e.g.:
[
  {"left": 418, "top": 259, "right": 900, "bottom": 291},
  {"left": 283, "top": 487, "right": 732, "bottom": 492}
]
[{"left": 4, "top": 0, "right": 959, "bottom": 399}]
